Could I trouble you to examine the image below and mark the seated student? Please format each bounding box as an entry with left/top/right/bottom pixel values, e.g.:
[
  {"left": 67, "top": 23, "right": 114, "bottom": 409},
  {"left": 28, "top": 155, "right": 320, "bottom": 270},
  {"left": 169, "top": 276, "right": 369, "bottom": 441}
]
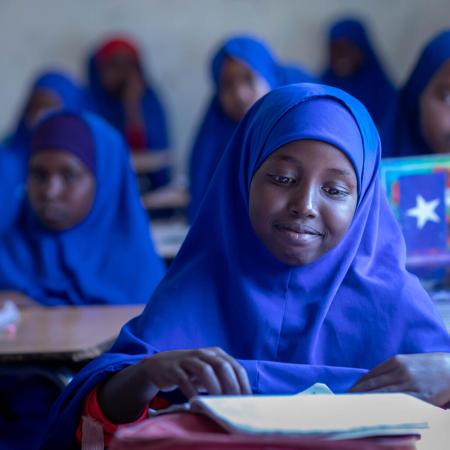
[
  {"left": 188, "top": 34, "right": 315, "bottom": 220},
  {"left": 43, "top": 84, "right": 450, "bottom": 449},
  {"left": 0, "top": 111, "right": 165, "bottom": 306},
  {"left": 381, "top": 30, "right": 450, "bottom": 157},
  {"left": 3, "top": 69, "right": 82, "bottom": 160},
  {"left": 84, "top": 36, "right": 171, "bottom": 192},
  {"left": 321, "top": 18, "right": 396, "bottom": 125}
]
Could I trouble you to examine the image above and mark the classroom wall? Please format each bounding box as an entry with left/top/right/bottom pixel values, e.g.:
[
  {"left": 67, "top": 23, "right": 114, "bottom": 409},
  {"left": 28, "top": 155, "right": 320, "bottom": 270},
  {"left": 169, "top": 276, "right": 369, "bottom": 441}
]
[{"left": 1, "top": 0, "right": 449, "bottom": 177}]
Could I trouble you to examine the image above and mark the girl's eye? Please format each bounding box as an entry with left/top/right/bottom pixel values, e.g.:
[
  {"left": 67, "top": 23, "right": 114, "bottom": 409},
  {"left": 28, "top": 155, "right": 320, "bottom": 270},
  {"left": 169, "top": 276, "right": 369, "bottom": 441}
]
[
  {"left": 269, "top": 174, "right": 295, "bottom": 185},
  {"left": 63, "top": 170, "right": 80, "bottom": 183},
  {"left": 322, "top": 186, "right": 349, "bottom": 197},
  {"left": 29, "top": 170, "right": 47, "bottom": 182}
]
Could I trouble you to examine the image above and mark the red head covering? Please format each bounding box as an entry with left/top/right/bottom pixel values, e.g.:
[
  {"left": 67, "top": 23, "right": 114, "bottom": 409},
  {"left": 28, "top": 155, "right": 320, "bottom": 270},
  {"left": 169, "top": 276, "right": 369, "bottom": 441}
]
[{"left": 95, "top": 37, "right": 140, "bottom": 64}]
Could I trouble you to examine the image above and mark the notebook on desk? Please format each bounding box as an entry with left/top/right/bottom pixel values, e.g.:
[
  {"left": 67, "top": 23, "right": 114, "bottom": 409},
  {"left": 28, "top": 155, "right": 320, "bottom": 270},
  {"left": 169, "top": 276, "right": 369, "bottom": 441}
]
[
  {"left": 189, "top": 392, "right": 442, "bottom": 440},
  {"left": 380, "top": 154, "right": 450, "bottom": 277}
]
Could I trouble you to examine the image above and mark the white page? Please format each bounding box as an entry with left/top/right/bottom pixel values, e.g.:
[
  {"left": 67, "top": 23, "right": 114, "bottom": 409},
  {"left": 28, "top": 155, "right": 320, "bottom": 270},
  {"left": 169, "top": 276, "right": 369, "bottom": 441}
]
[{"left": 190, "top": 393, "right": 447, "bottom": 438}]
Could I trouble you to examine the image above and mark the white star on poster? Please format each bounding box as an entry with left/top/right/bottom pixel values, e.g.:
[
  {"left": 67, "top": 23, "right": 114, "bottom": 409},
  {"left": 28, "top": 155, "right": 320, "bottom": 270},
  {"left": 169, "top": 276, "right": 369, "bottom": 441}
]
[{"left": 406, "top": 195, "right": 440, "bottom": 229}]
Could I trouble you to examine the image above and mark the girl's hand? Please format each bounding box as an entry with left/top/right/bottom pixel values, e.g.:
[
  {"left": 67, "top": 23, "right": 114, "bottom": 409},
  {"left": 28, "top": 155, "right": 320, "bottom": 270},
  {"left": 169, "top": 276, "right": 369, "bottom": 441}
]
[
  {"left": 139, "top": 347, "right": 252, "bottom": 399},
  {"left": 350, "top": 353, "right": 450, "bottom": 407}
]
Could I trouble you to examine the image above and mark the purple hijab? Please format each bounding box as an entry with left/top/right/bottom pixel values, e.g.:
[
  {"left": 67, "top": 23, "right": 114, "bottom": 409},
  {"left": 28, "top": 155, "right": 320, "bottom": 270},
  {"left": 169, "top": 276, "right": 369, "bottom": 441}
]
[{"left": 42, "top": 84, "right": 450, "bottom": 449}]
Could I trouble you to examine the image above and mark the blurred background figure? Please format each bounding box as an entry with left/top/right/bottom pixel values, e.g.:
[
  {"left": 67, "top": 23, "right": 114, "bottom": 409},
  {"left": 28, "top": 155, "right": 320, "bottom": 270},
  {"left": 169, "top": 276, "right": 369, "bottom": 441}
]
[
  {"left": 381, "top": 29, "right": 450, "bottom": 157},
  {"left": 321, "top": 17, "right": 396, "bottom": 125},
  {"left": 84, "top": 35, "right": 171, "bottom": 193},
  {"left": 188, "top": 34, "right": 315, "bottom": 221},
  {"left": 3, "top": 69, "right": 82, "bottom": 164}
]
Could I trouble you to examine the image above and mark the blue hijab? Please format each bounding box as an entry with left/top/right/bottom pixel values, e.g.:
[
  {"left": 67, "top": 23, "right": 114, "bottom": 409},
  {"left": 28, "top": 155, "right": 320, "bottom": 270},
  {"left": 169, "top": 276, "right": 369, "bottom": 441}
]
[
  {"left": 381, "top": 30, "right": 450, "bottom": 157},
  {"left": 4, "top": 70, "right": 82, "bottom": 156},
  {"left": 0, "top": 111, "right": 165, "bottom": 306},
  {"left": 321, "top": 18, "right": 396, "bottom": 125},
  {"left": 43, "top": 84, "right": 450, "bottom": 449},
  {"left": 188, "top": 35, "right": 316, "bottom": 220},
  {"left": 0, "top": 146, "right": 25, "bottom": 233},
  {"left": 83, "top": 40, "right": 169, "bottom": 151}
]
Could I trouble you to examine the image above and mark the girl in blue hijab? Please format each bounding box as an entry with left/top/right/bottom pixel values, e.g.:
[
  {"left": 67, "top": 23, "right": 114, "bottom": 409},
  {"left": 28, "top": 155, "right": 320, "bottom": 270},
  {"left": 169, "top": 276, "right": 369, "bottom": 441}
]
[
  {"left": 84, "top": 36, "right": 170, "bottom": 191},
  {"left": 321, "top": 18, "right": 396, "bottom": 125},
  {"left": 188, "top": 35, "right": 315, "bottom": 220},
  {"left": 43, "top": 84, "right": 450, "bottom": 449},
  {"left": 0, "top": 111, "right": 165, "bottom": 306},
  {"left": 3, "top": 70, "right": 82, "bottom": 157},
  {"left": 381, "top": 30, "right": 450, "bottom": 157}
]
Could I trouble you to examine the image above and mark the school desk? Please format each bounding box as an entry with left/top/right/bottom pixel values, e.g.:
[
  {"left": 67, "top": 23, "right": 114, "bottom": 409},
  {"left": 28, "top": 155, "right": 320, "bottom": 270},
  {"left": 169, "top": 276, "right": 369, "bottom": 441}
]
[
  {"left": 142, "top": 185, "right": 189, "bottom": 212},
  {"left": 0, "top": 305, "right": 143, "bottom": 388},
  {"left": 151, "top": 218, "right": 189, "bottom": 262},
  {"left": 131, "top": 151, "right": 171, "bottom": 174}
]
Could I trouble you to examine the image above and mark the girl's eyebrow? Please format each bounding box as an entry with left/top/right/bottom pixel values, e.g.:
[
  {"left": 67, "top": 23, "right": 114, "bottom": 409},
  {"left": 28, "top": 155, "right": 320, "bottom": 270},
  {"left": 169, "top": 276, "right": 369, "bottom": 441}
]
[
  {"left": 274, "top": 155, "right": 354, "bottom": 177},
  {"left": 326, "top": 168, "right": 354, "bottom": 177}
]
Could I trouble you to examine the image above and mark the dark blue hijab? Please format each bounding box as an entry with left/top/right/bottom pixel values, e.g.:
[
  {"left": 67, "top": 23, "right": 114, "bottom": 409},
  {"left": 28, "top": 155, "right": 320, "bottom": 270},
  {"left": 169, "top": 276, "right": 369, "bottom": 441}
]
[
  {"left": 0, "top": 111, "right": 165, "bottom": 306},
  {"left": 188, "top": 35, "right": 316, "bottom": 221},
  {"left": 321, "top": 18, "right": 396, "bottom": 125},
  {"left": 83, "top": 38, "right": 169, "bottom": 151},
  {"left": 43, "top": 84, "right": 450, "bottom": 449},
  {"left": 381, "top": 30, "right": 450, "bottom": 157},
  {"left": 4, "top": 70, "right": 82, "bottom": 156}
]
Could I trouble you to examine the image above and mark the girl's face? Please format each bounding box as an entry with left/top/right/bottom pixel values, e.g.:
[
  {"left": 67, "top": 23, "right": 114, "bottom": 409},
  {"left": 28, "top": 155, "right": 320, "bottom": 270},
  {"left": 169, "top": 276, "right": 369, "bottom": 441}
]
[
  {"left": 98, "top": 51, "right": 139, "bottom": 95},
  {"left": 219, "top": 57, "right": 270, "bottom": 122},
  {"left": 419, "top": 59, "right": 450, "bottom": 154},
  {"left": 27, "top": 150, "right": 96, "bottom": 231},
  {"left": 249, "top": 139, "right": 358, "bottom": 266},
  {"left": 329, "top": 39, "right": 364, "bottom": 77}
]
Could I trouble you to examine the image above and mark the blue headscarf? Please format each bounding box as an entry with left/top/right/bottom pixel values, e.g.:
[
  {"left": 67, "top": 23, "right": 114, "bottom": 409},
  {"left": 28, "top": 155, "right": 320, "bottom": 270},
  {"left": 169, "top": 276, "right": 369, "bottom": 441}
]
[
  {"left": 0, "top": 111, "right": 165, "bottom": 306},
  {"left": 43, "top": 84, "right": 450, "bottom": 449},
  {"left": 321, "top": 18, "right": 396, "bottom": 125},
  {"left": 188, "top": 35, "right": 316, "bottom": 221},
  {"left": 4, "top": 70, "right": 82, "bottom": 155},
  {"left": 381, "top": 30, "right": 450, "bottom": 157}
]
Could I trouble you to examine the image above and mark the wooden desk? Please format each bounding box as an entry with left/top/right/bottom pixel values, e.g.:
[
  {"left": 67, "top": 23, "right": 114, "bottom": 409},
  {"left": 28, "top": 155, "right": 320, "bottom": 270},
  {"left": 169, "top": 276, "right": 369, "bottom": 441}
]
[
  {"left": 142, "top": 185, "right": 189, "bottom": 211},
  {"left": 131, "top": 151, "right": 171, "bottom": 174},
  {"left": 0, "top": 305, "right": 143, "bottom": 363},
  {"left": 151, "top": 219, "right": 189, "bottom": 261}
]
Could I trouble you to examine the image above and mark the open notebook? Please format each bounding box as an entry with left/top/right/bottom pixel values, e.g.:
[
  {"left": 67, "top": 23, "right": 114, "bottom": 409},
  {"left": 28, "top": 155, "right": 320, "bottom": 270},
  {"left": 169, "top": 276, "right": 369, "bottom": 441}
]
[{"left": 188, "top": 391, "right": 446, "bottom": 441}]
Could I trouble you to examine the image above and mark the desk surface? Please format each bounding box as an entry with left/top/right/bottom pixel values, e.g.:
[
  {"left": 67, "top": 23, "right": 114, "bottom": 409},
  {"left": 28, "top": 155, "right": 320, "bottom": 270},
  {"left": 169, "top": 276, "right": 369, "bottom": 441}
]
[
  {"left": 142, "top": 186, "right": 189, "bottom": 211},
  {"left": 151, "top": 219, "right": 189, "bottom": 259},
  {"left": 0, "top": 305, "right": 143, "bottom": 363}
]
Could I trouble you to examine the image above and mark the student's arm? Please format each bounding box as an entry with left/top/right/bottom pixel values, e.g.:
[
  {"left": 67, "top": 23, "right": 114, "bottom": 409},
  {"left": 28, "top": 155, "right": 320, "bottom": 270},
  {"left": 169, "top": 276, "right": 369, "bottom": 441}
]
[
  {"left": 350, "top": 353, "right": 450, "bottom": 407},
  {"left": 97, "top": 347, "right": 251, "bottom": 424}
]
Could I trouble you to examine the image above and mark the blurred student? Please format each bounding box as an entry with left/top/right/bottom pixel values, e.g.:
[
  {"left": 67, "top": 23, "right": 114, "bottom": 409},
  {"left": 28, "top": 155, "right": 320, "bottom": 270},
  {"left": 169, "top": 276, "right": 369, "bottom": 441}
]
[
  {"left": 321, "top": 18, "right": 396, "bottom": 125},
  {"left": 381, "top": 30, "right": 450, "bottom": 157},
  {"left": 3, "top": 69, "right": 82, "bottom": 160},
  {"left": 0, "top": 111, "right": 165, "bottom": 306},
  {"left": 43, "top": 84, "right": 450, "bottom": 449},
  {"left": 84, "top": 36, "right": 170, "bottom": 192},
  {"left": 188, "top": 35, "right": 315, "bottom": 220}
]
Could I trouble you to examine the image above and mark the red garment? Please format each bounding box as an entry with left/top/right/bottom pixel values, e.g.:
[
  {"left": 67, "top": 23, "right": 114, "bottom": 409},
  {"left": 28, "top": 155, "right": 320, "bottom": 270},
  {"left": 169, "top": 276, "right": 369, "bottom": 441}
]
[
  {"left": 125, "top": 125, "right": 148, "bottom": 151},
  {"left": 95, "top": 37, "right": 140, "bottom": 64},
  {"left": 76, "top": 387, "right": 170, "bottom": 446}
]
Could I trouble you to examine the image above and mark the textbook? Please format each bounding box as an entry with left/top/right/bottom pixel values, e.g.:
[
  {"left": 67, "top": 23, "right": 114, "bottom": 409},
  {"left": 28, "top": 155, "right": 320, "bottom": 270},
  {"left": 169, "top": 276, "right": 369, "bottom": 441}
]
[{"left": 189, "top": 392, "right": 444, "bottom": 440}]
